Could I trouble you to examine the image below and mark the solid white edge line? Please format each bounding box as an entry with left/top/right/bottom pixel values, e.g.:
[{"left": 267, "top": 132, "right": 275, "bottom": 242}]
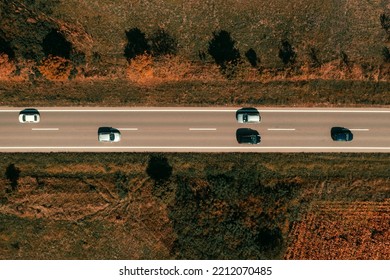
[
  {"left": 257, "top": 110, "right": 390, "bottom": 113},
  {"left": 117, "top": 128, "right": 138, "bottom": 131},
  {"left": 189, "top": 128, "right": 217, "bottom": 131},
  {"left": 31, "top": 128, "right": 59, "bottom": 131},
  {"left": 2, "top": 109, "right": 390, "bottom": 113},
  {"left": 349, "top": 129, "right": 370, "bottom": 131},
  {"left": 0, "top": 146, "right": 389, "bottom": 150}
]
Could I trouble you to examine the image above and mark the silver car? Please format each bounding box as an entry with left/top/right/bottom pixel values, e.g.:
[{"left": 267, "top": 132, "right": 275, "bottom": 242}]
[
  {"left": 98, "top": 127, "right": 121, "bottom": 142},
  {"left": 19, "top": 108, "right": 40, "bottom": 123}
]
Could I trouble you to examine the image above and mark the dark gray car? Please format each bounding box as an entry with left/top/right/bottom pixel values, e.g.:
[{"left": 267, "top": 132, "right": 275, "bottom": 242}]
[
  {"left": 331, "top": 127, "right": 353, "bottom": 141},
  {"left": 236, "top": 128, "right": 261, "bottom": 144}
]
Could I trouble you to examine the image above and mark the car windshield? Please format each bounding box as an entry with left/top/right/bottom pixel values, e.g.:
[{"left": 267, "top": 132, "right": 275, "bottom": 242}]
[
  {"left": 110, "top": 133, "right": 115, "bottom": 141},
  {"left": 251, "top": 135, "right": 259, "bottom": 143}
]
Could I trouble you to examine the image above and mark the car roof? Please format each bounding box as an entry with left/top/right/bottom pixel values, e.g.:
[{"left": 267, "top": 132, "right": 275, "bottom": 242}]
[{"left": 99, "top": 132, "right": 111, "bottom": 140}]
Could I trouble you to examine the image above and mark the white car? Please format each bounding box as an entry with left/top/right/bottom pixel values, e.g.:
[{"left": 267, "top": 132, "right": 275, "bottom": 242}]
[
  {"left": 98, "top": 127, "right": 121, "bottom": 142},
  {"left": 19, "top": 109, "right": 40, "bottom": 123},
  {"left": 236, "top": 108, "right": 261, "bottom": 123}
]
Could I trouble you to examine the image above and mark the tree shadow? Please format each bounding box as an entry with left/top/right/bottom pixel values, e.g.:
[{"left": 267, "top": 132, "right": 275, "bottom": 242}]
[
  {"left": 245, "top": 48, "right": 259, "bottom": 68},
  {"left": 208, "top": 30, "right": 240, "bottom": 78},
  {"left": 5, "top": 163, "right": 20, "bottom": 191},
  {"left": 149, "top": 28, "right": 178, "bottom": 57},
  {"left": 278, "top": 40, "right": 296, "bottom": 65},
  {"left": 42, "top": 29, "right": 72, "bottom": 59},
  {"left": 0, "top": 35, "right": 15, "bottom": 59},
  {"left": 146, "top": 154, "right": 173, "bottom": 182},
  {"left": 124, "top": 28, "right": 149, "bottom": 60}
]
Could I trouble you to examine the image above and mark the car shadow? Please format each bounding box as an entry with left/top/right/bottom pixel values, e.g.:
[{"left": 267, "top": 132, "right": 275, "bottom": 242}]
[
  {"left": 236, "top": 128, "right": 260, "bottom": 142},
  {"left": 19, "top": 108, "right": 40, "bottom": 115},
  {"left": 98, "top": 127, "right": 120, "bottom": 133}
]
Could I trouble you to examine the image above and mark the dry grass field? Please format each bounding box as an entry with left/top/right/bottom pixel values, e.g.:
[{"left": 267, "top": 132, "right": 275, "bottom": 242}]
[
  {"left": 0, "top": 153, "right": 388, "bottom": 259},
  {"left": 0, "top": 0, "right": 389, "bottom": 106},
  {"left": 285, "top": 200, "right": 390, "bottom": 259},
  {"left": 0, "top": 79, "right": 389, "bottom": 107},
  {"left": 52, "top": 0, "right": 387, "bottom": 65}
]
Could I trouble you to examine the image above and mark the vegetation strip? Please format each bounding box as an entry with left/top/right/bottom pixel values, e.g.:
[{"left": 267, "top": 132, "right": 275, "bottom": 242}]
[{"left": 0, "top": 152, "right": 388, "bottom": 259}]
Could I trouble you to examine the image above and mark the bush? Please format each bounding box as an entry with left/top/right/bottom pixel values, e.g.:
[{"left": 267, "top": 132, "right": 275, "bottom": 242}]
[
  {"left": 124, "top": 28, "right": 150, "bottom": 60},
  {"left": 126, "top": 54, "right": 154, "bottom": 83},
  {"left": 114, "top": 171, "right": 128, "bottom": 199},
  {"left": 170, "top": 174, "right": 289, "bottom": 259},
  {"left": 146, "top": 154, "right": 173, "bottom": 182},
  {"left": 245, "top": 48, "right": 259, "bottom": 68},
  {"left": 149, "top": 28, "right": 177, "bottom": 57},
  {"left": 70, "top": 51, "right": 86, "bottom": 66},
  {"left": 38, "top": 55, "right": 72, "bottom": 80},
  {"left": 0, "top": 35, "right": 15, "bottom": 59},
  {"left": 208, "top": 30, "right": 240, "bottom": 68},
  {"left": 0, "top": 1, "right": 58, "bottom": 61},
  {"left": 198, "top": 50, "right": 207, "bottom": 61},
  {"left": 126, "top": 54, "right": 200, "bottom": 85},
  {"left": 0, "top": 54, "right": 16, "bottom": 79},
  {"left": 42, "top": 29, "right": 72, "bottom": 59},
  {"left": 308, "top": 47, "right": 321, "bottom": 68},
  {"left": 380, "top": 13, "right": 390, "bottom": 34},
  {"left": 92, "top": 52, "right": 101, "bottom": 63},
  {"left": 278, "top": 40, "right": 296, "bottom": 65},
  {"left": 382, "top": 47, "right": 390, "bottom": 63},
  {"left": 207, "top": 173, "right": 235, "bottom": 201},
  {"left": 255, "top": 227, "right": 283, "bottom": 252},
  {"left": 339, "top": 51, "right": 351, "bottom": 70},
  {"left": 5, "top": 163, "right": 20, "bottom": 190}
]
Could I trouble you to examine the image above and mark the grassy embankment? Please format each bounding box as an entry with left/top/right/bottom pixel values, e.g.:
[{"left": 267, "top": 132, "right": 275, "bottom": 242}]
[{"left": 0, "top": 79, "right": 389, "bottom": 107}]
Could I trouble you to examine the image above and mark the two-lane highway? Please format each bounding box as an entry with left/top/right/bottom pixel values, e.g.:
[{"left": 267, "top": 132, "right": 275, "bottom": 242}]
[{"left": 1, "top": 107, "right": 389, "bottom": 152}]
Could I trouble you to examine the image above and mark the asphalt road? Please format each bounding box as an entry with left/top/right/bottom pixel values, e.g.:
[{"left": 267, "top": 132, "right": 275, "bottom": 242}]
[{"left": 1, "top": 107, "right": 389, "bottom": 152}]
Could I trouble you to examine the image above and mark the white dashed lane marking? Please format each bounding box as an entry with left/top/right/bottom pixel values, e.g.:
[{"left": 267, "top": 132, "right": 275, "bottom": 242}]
[
  {"left": 267, "top": 128, "right": 296, "bottom": 131},
  {"left": 189, "top": 128, "right": 217, "bottom": 131},
  {"left": 31, "top": 128, "right": 59, "bottom": 131}
]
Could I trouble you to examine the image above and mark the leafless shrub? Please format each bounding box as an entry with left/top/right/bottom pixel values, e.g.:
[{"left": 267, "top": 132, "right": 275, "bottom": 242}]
[
  {"left": 0, "top": 54, "right": 16, "bottom": 79},
  {"left": 38, "top": 55, "right": 72, "bottom": 81}
]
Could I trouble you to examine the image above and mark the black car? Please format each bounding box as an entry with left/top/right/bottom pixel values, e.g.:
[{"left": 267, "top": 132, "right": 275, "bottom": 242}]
[
  {"left": 236, "top": 128, "right": 261, "bottom": 144},
  {"left": 331, "top": 127, "right": 353, "bottom": 141}
]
